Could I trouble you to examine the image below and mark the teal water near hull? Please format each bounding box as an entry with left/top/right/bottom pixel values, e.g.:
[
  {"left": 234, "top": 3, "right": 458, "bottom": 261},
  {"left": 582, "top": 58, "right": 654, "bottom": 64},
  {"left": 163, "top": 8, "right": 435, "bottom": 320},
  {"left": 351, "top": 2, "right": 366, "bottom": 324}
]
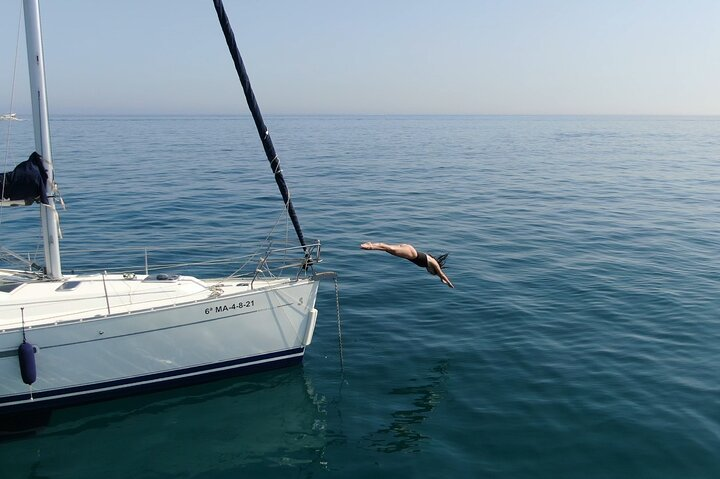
[{"left": 1, "top": 115, "right": 719, "bottom": 478}]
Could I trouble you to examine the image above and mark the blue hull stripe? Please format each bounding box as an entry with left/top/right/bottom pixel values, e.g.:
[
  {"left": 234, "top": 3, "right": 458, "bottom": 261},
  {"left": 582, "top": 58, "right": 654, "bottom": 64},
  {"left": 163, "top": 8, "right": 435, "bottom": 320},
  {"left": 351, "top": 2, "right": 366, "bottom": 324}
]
[{"left": 0, "top": 347, "right": 304, "bottom": 414}]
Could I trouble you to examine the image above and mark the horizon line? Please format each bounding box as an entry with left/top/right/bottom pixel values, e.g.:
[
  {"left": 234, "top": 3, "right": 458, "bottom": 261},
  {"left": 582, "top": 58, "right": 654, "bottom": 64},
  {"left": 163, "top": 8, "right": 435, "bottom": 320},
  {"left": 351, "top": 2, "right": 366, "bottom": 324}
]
[{"left": 4, "top": 111, "right": 720, "bottom": 119}]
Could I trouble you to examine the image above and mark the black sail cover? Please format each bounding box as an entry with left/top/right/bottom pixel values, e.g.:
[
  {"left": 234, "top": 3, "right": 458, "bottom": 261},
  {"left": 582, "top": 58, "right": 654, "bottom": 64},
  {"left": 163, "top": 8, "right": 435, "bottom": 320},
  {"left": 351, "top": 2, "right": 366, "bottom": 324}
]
[
  {"left": 212, "top": 0, "right": 308, "bottom": 251},
  {"left": 0, "top": 152, "right": 48, "bottom": 204}
]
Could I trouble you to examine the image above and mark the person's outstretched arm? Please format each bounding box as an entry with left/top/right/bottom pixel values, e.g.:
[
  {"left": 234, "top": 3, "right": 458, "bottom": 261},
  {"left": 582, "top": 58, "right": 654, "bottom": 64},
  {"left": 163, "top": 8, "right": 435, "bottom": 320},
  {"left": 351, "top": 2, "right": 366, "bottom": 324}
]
[
  {"left": 426, "top": 256, "right": 454, "bottom": 288},
  {"left": 437, "top": 269, "right": 454, "bottom": 288}
]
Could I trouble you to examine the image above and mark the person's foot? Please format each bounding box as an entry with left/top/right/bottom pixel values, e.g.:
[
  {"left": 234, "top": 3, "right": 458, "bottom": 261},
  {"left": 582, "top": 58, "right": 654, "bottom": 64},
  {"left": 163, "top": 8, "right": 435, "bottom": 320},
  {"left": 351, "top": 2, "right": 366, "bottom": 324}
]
[{"left": 360, "top": 242, "right": 374, "bottom": 250}]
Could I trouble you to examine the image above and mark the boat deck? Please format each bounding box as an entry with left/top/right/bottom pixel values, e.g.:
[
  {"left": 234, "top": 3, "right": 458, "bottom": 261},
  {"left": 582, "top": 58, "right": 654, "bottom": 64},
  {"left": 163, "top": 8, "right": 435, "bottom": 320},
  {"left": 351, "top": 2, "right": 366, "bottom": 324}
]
[{"left": 0, "top": 270, "right": 296, "bottom": 331}]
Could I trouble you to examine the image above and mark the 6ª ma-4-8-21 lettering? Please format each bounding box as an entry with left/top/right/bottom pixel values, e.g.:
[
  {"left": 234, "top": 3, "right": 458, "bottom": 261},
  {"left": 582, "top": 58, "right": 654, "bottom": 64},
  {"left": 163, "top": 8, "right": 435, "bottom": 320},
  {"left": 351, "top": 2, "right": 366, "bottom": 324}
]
[{"left": 204, "top": 300, "right": 255, "bottom": 315}]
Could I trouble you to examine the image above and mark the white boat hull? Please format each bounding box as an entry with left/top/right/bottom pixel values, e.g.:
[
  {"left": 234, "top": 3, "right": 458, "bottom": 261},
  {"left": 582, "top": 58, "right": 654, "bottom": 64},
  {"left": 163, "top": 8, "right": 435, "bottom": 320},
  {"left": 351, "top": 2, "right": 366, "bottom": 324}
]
[{"left": 0, "top": 277, "right": 319, "bottom": 415}]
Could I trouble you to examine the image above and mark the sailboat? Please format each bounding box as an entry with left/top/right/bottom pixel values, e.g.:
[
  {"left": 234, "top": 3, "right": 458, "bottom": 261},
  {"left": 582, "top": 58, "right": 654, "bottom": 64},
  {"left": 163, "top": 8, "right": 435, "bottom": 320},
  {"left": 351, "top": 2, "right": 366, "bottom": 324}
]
[{"left": 0, "top": 0, "right": 324, "bottom": 430}]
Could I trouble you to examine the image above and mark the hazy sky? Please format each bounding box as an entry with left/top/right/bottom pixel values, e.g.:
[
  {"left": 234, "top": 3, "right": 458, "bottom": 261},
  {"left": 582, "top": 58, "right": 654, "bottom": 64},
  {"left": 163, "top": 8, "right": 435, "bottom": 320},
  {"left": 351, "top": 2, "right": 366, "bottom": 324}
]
[{"left": 1, "top": 0, "right": 719, "bottom": 115}]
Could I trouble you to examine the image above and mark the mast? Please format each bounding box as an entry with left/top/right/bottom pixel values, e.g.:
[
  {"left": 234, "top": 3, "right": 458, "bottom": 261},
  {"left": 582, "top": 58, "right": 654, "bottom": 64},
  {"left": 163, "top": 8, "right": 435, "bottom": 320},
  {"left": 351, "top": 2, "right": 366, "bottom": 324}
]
[
  {"left": 23, "top": 0, "right": 62, "bottom": 278},
  {"left": 212, "top": 0, "right": 308, "bottom": 250}
]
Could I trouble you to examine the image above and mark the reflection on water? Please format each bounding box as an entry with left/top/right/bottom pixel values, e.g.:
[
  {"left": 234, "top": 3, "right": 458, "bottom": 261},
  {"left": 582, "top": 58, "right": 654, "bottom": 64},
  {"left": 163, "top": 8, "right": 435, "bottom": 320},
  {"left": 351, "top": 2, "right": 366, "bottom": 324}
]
[
  {"left": 1, "top": 367, "right": 327, "bottom": 478},
  {"left": 364, "top": 361, "right": 448, "bottom": 453}
]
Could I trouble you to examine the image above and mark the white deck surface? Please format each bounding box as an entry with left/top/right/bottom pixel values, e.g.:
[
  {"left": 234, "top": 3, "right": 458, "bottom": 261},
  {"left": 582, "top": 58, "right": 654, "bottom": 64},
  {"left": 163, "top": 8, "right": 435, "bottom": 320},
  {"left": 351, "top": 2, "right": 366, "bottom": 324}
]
[{"left": 0, "top": 269, "right": 296, "bottom": 330}]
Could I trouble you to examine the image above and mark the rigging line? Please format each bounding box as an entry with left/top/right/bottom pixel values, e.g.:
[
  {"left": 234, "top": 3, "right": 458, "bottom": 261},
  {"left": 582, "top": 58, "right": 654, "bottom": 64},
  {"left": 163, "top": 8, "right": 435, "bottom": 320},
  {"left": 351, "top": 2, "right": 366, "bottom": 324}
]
[
  {"left": 225, "top": 206, "right": 296, "bottom": 279},
  {"left": 1, "top": 3, "right": 25, "bottom": 226},
  {"left": 58, "top": 220, "right": 298, "bottom": 255},
  {"left": 59, "top": 242, "right": 264, "bottom": 254}
]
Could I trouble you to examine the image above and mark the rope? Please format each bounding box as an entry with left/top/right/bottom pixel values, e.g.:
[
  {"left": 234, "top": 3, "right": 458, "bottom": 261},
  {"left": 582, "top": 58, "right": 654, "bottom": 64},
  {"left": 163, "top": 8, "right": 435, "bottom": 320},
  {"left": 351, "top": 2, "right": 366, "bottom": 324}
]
[
  {"left": 20, "top": 307, "right": 27, "bottom": 342},
  {"left": 309, "top": 271, "right": 344, "bottom": 371},
  {"left": 334, "top": 275, "right": 344, "bottom": 371}
]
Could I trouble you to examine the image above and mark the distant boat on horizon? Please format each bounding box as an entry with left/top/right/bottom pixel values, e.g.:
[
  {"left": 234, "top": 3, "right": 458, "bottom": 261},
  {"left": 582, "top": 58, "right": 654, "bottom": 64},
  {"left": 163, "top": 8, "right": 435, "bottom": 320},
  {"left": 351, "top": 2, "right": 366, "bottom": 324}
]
[{"left": 0, "top": 113, "right": 22, "bottom": 121}]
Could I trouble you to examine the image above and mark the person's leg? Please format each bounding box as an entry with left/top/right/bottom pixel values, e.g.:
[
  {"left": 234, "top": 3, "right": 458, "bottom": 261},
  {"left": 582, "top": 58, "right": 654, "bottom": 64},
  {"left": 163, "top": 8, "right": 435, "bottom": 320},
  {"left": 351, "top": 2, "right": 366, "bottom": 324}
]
[{"left": 361, "top": 242, "right": 417, "bottom": 260}]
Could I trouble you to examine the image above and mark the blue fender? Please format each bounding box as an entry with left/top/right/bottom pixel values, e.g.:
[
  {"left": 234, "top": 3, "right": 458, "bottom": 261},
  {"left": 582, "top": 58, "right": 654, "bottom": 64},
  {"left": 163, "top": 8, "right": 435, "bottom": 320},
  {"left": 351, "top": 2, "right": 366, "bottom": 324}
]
[{"left": 18, "top": 341, "right": 37, "bottom": 385}]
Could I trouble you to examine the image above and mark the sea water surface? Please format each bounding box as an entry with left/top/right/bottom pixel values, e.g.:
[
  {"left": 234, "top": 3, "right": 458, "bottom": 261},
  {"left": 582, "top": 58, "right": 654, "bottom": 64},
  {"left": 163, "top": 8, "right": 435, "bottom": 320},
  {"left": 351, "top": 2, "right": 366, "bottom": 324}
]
[{"left": 1, "top": 115, "right": 719, "bottom": 478}]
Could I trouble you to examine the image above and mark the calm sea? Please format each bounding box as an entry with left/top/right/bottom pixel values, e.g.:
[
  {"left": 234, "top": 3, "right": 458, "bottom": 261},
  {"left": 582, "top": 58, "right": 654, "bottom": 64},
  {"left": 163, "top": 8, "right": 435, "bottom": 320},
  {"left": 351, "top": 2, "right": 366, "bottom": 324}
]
[{"left": 1, "top": 115, "right": 719, "bottom": 478}]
